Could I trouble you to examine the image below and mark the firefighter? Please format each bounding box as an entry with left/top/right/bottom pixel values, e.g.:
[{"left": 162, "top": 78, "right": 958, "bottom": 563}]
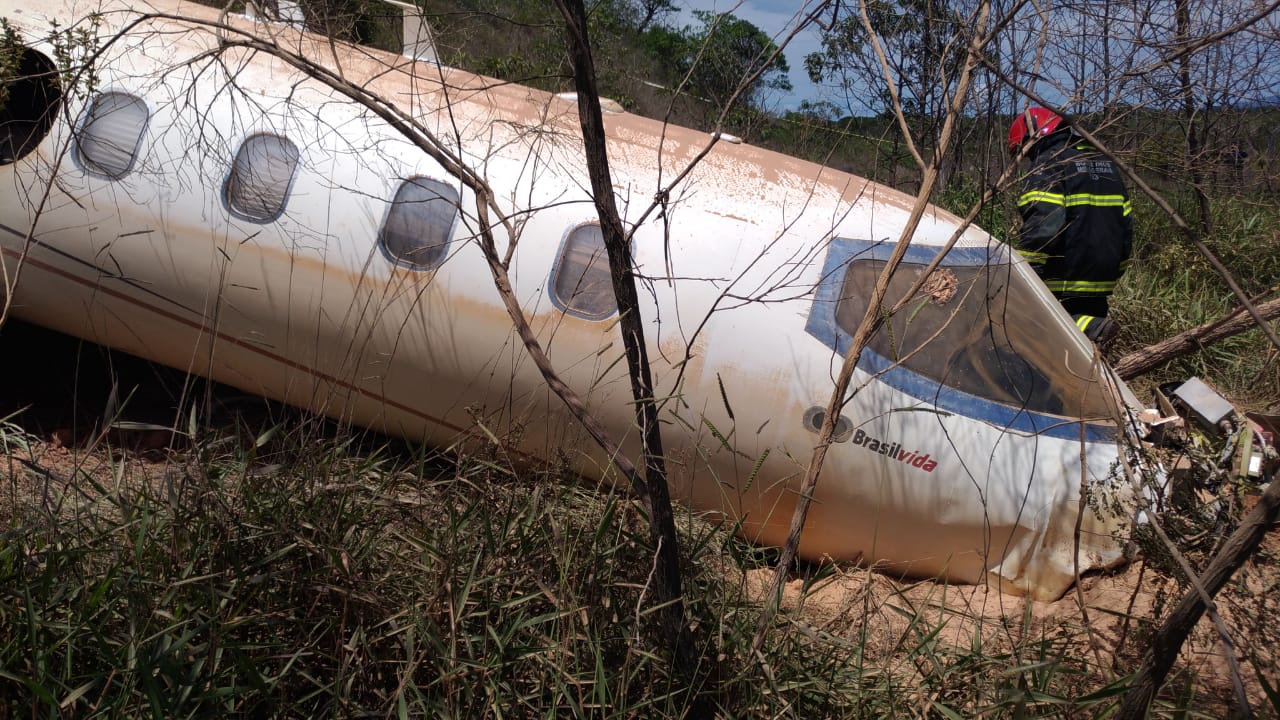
[{"left": 1009, "top": 107, "right": 1132, "bottom": 346}]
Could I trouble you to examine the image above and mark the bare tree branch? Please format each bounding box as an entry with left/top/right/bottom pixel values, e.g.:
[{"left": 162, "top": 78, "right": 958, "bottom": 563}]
[
  {"left": 551, "top": 0, "right": 699, "bottom": 683},
  {"left": 1114, "top": 293, "right": 1280, "bottom": 380},
  {"left": 750, "top": 0, "right": 994, "bottom": 657},
  {"left": 1114, "top": 477, "right": 1280, "bottom": 719}
]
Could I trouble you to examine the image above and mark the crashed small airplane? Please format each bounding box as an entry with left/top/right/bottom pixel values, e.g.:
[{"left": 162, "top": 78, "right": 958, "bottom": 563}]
[{"left": 0, "top": 0, "right": 1142, "bottom": 599}]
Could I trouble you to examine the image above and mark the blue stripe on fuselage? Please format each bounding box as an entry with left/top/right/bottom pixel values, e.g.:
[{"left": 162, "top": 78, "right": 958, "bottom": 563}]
[{"left": 803, "top": 238, "right": 1116, "bottom": 443}]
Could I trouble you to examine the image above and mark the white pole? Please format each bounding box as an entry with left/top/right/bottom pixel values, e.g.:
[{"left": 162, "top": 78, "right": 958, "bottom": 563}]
[{"left": 384, "top": 0, "right": 437, "bottom": 63}]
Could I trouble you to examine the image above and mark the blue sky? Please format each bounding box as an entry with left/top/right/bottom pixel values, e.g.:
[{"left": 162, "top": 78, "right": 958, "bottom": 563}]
[{"left": 674, "top": 0, "right": 829, "bottom": 110}]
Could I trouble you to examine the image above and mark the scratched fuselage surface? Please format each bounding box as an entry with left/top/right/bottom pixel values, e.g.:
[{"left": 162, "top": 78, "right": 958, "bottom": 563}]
[{"left": 0, "top": 0, "right": 1137, "bottom": 599}]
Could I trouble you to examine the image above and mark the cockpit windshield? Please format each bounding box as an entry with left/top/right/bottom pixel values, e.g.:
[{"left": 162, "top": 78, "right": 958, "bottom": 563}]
[{"left": 812, "top": 239, "right": 1117, "bottom": 428}]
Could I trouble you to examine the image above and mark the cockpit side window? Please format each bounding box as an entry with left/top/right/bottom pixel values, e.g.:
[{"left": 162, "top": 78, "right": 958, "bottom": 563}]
[
  {"left": 379, "top": 176, "right": 457, "bottom": 270},
  {"left": 0, "top": 47, "right": 61, "bottom": 165},
  {"left": 75, "top": 91, "right": 149, "bottom": 179},
  {"left": 550, "top": 223, "right": 616, "bottom": 320},
  {"left": 224, "top": 133, "right": 300, "bottom": 222},
  {"left": 832, "top": 254, "right": 1114, "bottom": 421}
]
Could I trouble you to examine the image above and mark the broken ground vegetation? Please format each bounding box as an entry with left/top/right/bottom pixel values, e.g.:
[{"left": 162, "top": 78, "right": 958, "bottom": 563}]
[{"left": 0, "top": 327, "right": 1276, "bottom": 716}]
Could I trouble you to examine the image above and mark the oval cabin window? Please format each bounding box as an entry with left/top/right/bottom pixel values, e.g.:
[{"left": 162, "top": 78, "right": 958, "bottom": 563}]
[
  {"left": 76, "top": 91, "right": 149, "bottom": 178},
  {"left": 0, "top": 47, "right": 62, "bottom": 165},
  {"left": 225, "top": 133, "right": 300, "bottom": 222},
  {"left": 379, "top": 176, "right": 458, "bottom": 270},
  {"left": 551, "top": 223, "right": 616, "bottom": 320}
]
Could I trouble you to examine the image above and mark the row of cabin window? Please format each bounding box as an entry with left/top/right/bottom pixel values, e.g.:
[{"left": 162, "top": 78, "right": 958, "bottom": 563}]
[{"left": 72, "top": 90, "right": 618, "bottom": 320}]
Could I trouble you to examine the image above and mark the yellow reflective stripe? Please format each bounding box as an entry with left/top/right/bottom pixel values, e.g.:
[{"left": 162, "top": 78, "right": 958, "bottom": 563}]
[
  {"left": 1044, "top": 280, "right": 1117, "bottom": 293},
  {"left": 1017, "top": 249, "right": 1049, "bottom": 264},
  {"left": 1064, "top": 193, "right": 1127, "bottom": 208},
  {"left": 1018, "top": 190, "right": 1064, "bottom": 206},
  {"left": 1018, "top": 192, "right": 1132, "bottom": 215},
  {"left": 1076, "top": 315, "right": 1095, "bottom": 332}
]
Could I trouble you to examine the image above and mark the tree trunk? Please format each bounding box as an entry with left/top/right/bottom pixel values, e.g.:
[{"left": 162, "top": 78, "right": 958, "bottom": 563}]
[
  {"left": 1113, "top": 296, "right": 1280, "bottom": 380},
  {"left": 1113, "top": 478, "right": 1280, "bottom": 719},
  {"left": 553, "top": 0, "right": 699, "bottom": 686},
  {"left": 1174, "top": 0, "right": 1213, "bottom": 237}
]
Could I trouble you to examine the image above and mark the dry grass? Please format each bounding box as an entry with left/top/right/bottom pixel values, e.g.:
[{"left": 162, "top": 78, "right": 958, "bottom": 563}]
[{"left": 2, "top": 402, "right": 1276, "bottom": 718}]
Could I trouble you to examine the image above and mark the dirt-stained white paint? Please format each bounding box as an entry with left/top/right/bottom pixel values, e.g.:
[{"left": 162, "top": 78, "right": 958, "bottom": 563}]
[{"left": 0, "top": 0, "right": 1139, "bottom": 600}]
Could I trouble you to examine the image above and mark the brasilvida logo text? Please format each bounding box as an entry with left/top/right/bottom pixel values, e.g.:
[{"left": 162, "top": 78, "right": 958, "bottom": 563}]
[{"left": 850, "top": 428, "right": 938, "bottom": 473}]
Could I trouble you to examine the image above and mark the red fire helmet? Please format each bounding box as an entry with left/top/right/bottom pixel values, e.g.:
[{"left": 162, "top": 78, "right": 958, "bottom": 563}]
[{"left": 1008, "top": 107, "right": 1064, "bottom": 154}]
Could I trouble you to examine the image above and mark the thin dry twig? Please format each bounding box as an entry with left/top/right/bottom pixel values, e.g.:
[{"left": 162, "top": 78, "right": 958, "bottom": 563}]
[{"left": 750, "top": 0, "right": 995, "bottom": 657}]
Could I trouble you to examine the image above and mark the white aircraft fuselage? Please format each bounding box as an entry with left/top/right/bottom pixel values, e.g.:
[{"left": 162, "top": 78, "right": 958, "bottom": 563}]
[{"left": 0, "top": 0, "right": 1137, "bottom": 599}]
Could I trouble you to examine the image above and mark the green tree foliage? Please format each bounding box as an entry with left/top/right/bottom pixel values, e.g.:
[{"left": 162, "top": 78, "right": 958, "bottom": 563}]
[
  {"left": 677, "top": 10, "right": 791, "bottom": 112},
  {"left": 411, "top": 1, "right": 792, "bottom": 133},
  {"left": 806, "top": 0, "right": 964, "bottom": 118},
  {"left": 616, "top": 0, "right": 676, "bottom": 34},
  {"left": 300, "top": 0, "right": 403, "bottom": 49},
  {"left": 0, "top": 18, "right": 20, "bottom": 112},
  {"left": 195, "top": 1, "right": 793, "bottom": 137},
  {"left": 408, "top": 0, "right": 684, "bottom": 117},
  {"left": 805, "top": 0, "right": 972, "bottom": 190}
]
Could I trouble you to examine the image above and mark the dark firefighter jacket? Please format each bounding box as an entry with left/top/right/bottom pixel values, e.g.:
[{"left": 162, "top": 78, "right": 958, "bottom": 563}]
[{"left": 1015, "top": 132, "right": 1133, "bottom": 305}]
